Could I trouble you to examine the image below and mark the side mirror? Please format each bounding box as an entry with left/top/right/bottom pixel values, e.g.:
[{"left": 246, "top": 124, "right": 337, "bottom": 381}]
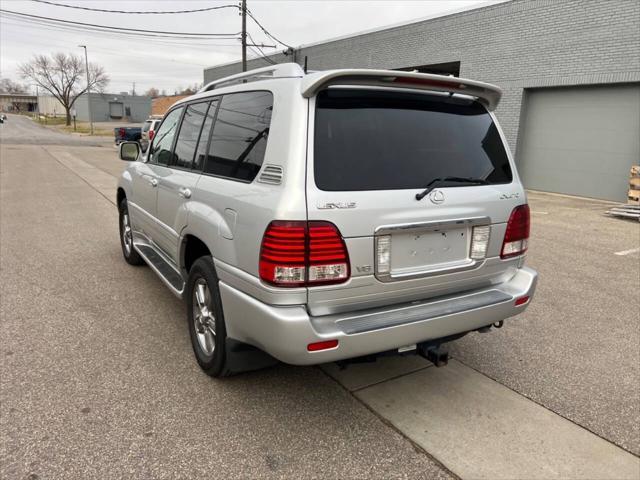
[{"left": 119, "top": 141, "right": 140, "bottom": 162}]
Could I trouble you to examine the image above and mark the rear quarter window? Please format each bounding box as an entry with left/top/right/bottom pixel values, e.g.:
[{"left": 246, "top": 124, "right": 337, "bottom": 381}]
[
  {"left": 314, "top": 89, "right": 512, "bottom": 191},
  {"left": 204, "top": 91, "right": 273, "bottom": 182}
]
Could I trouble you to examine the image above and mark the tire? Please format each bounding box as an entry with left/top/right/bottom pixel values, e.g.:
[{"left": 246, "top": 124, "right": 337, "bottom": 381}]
[
  {"left": 186, "top": 256, "right": 232, "bottom": 377},
  {"left": 118, "top": 199, "right": 144, "bottom": 266}
]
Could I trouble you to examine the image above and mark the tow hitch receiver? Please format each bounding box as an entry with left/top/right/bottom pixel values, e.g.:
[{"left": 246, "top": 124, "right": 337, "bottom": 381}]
[{"left": 418, "top": 344, "right": 449, "bottom": 367}]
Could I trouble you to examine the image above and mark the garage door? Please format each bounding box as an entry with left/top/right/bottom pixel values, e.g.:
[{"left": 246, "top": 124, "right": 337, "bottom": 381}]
[
  {"left": 109, "top": 102, "right": 124, "bottom": 118},
  {"left": 517, "top": 84, "right": 640, "bottom": 202}
]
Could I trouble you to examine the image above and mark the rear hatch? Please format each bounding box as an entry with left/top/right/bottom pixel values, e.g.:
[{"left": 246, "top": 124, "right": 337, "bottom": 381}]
[{"left": 305, "top": 87, "right": 525, "bottom": 315}]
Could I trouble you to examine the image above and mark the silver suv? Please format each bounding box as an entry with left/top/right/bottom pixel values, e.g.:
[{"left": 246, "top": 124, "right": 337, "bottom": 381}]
[
  {"left": 140, "top": 116, "right": 162, "bottom": 152},
  {"left": 117, "top": 64, "right": 538, "bottom": 377}
]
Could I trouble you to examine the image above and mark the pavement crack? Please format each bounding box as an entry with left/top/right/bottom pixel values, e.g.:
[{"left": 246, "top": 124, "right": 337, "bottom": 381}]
[
  {"left": 40, "top": 145, "right": 116, "bottom": 206},
  {"left": 318, "top": 365, "right": 462, "bottom": 480}
]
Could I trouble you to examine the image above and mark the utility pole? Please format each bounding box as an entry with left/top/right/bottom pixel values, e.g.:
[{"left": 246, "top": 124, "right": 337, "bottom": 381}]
[
  {"left": 79, "top": 45, "right": 94, "bottom": 135},
  {"left": 241, "top": 0, "right": 247, "bottom": 72},
  {"left": 132, "top": 82, "right": 136, "bottom": 96}
]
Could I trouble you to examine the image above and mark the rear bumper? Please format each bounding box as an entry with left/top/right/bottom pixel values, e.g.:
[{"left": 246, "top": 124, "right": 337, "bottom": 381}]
[{"left": 219, "top": 267, "right": 538, "bottom": 365}]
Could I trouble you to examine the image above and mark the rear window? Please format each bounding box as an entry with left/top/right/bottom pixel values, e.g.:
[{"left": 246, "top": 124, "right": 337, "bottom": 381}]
[
  {"left": 142, "top": 121, "right": 151, "bottom": 133},
  {"left": 314, "top": 89, "right": 512, "bottom": 191}
]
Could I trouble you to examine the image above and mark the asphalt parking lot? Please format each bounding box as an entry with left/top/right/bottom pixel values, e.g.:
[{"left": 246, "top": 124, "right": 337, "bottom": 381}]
[{"left": 1, "top": 115, "right": 639, "bottom": 479}]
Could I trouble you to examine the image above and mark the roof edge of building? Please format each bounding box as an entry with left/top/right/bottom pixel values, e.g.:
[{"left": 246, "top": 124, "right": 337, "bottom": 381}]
[{"left": 203, "top": 0, "right": 509, "bottom": 72}]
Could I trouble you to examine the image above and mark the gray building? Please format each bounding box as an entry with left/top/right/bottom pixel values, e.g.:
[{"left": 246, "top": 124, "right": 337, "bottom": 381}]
[
  {"left": 204, "top": 0, "right": 640, "bottom": 202},
  {"left": 0, "top": 93, "right": 37, "bottom": 112},
  {"left": 38, "top": 92, "right": 151, "bottom": 123}
]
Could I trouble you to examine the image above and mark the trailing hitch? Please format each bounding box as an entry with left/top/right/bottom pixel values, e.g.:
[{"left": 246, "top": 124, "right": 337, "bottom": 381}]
[{"left": 418, "top": 344, "right": 449, "bottom": 367}]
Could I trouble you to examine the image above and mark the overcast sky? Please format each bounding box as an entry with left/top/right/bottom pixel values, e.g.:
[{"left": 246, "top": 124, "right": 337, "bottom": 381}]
[{"left": 1, "top": 0, "right": 501, "bottom": 95}]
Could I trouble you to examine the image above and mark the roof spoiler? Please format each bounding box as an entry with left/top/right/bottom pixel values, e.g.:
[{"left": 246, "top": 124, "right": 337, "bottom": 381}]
[{"left": 301, "top": 69, "right": 502, "bottom": 111}]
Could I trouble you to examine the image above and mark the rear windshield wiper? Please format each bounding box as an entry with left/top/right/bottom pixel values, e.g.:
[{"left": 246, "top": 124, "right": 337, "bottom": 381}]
[{"left": 415, "top": 176, "right": 489, "bottom": 201}]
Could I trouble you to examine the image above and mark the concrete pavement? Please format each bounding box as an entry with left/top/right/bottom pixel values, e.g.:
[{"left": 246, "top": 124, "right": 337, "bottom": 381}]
[
  {"left": 0, "top": 114, "right": 113, "bottom": 147},
  {"left": 1, "top": 120, "right": 452, "bottom": 478},
  {"left": 1, "top": 116, "right": 639, "bottom": 479}
]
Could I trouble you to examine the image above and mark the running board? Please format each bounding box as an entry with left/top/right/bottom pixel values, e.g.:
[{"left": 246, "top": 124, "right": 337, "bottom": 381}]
[{"left": 133, "top": 242, "right": 185, "bottom": 298}]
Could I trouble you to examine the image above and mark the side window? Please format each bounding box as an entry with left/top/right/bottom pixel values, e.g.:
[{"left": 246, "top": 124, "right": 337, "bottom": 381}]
[
  {"left": 172, "top": 102, "right": 210, "bottom": 170},
  {"left": 193, "top": 98, "right": 219, "bottom": 171},
  {"left": 204, "top": 91, "right": 273, "bottom": 182},
  {"left": 150, "top": 107, "right": 183, "bottom": 166}
]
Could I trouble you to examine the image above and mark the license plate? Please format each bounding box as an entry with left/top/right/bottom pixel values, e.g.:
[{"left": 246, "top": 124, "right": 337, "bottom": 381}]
[{"left": 390, "top": 227, "right": 470, "bottom": 275}]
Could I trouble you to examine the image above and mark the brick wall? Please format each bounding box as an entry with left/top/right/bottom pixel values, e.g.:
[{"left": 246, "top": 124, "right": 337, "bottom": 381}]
[{"left": 204, "top": 0, "right": 640, "bottom": 154}]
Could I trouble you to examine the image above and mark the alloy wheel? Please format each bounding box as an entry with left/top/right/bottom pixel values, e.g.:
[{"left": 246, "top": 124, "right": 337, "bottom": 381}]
[{"left": 192, "top": 278, "right": 216, "bottom": 356}]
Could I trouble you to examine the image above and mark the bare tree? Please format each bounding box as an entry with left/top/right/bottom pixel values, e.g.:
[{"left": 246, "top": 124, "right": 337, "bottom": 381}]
[
  {"left": 0, "top": 78, "right": 29, "bottom": 94},
  {"left": 19, "top": 53, "right": 109, "bottom": 126},
  {"left": 145, "top": 87, "right": 160, "bottom": 98}
]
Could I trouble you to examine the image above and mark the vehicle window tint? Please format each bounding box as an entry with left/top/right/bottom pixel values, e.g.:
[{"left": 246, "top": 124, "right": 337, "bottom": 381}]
[
  {"left": 150, "top": 107, "right": 183, "bottom": 166},
  {"left": 193, "top": 98, "right": 219, "bottom": 171},
  {"left": 172, "top": 102, "right": 210, "bottom": 169},
  {"left": 204, "top": 91, "right": 272, "bottom": 182},
  {"left": 314, "top": 89, "right": 512, "bottom": 191}
]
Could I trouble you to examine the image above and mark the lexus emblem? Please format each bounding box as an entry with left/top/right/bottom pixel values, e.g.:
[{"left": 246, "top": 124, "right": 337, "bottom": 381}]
[{"left": 429, "top": 189, "right": 445, "bottom": 205}]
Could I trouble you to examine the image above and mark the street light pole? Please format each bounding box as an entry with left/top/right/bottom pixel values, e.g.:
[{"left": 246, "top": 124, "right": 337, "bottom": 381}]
[
  {"left": 33, "top": 84, "right": 40, "bottom": 120},
  {"left": 79, "top": 45, "right": 93, "bottom": 135}
]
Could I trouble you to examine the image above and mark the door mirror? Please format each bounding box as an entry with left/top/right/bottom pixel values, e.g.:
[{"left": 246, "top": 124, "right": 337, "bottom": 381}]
[{"left": 119, "top": 141, "right": 140, "bottom": 162}]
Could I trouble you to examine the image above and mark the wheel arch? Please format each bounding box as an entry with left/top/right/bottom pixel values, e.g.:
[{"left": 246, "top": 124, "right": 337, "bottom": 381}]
[
  {"left": 117, "top": 187, "right": 126, "bottom": 207},
  {"left": 181, "top": 234, "right": 213, "bottom": 274}
]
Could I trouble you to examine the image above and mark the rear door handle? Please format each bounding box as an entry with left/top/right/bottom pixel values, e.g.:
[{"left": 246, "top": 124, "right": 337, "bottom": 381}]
[{"left": 178, "top": 187, "right": 192, "bottom": 198}]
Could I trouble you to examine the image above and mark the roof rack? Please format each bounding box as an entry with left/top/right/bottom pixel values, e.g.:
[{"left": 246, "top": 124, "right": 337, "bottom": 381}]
[{"left": 198, "top": 63, "right": 304, "bottom": 93}]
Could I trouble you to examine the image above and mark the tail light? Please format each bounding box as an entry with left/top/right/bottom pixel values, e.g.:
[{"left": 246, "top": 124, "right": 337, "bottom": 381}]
[
  {"left": 259, "top": 221, "right": 350, "bottom": 287},
  {"left": 118, "top": 127, "right": 125, "bottom": 138},
  {"left": 501, "top": 204, "right": 530, "bottom": 259},
  {"left": 149, "top": 129, "right": 155, "bottom": 141}
]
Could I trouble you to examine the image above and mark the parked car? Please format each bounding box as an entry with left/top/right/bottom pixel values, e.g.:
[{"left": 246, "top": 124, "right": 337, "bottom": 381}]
[
  {"left": 140, "top": 116, "right": 163, "bottom": 151},
  {"left": 114, "top": 126, "right": 141, "bottom": 146},
  {"left": 116, "top": 64, "right": 538, "bottom": 377}
]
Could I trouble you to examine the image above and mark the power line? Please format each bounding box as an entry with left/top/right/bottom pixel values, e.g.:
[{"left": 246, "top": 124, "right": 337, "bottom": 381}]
[
  {"left": 0, "top": 17, "right": 241, "bottom": 48},
  {"left": 248, "top": 46, "right": 276, "bottom": 65},
  {"left": 0, "top": 18, "right": 241, "bottom": 48},
  {"left": 0, "top": 14, "right": 239, "bottom": 42},
  {"left": 246, "top": 8, "right": 293, "bottom": 49},
  {"left": 0, "top": 9, "right": 241, "bottom": 38},
  {"left": 246, "top": 32, "right": 277, "bottom": 65},
  {"left": 0, "top": 22, "right": 237, "bottom": 60},
  {"left": 30, "top": 0, "right": 239, "bottom": 15}
]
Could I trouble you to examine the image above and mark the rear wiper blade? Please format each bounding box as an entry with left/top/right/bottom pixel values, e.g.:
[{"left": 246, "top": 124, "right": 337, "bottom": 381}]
[{"left": 415, "top": 176, "right": 489, "bottom": 201}]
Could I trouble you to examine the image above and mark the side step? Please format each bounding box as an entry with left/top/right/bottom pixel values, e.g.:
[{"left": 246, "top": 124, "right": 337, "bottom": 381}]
[{"left": 134, "top": 243, "right": 185, "bottom": 297}]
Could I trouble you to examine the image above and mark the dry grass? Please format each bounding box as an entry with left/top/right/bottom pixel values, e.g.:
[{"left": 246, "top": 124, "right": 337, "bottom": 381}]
[{"left": 37, "top": 116, "right": 111, "bottom": 136}]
